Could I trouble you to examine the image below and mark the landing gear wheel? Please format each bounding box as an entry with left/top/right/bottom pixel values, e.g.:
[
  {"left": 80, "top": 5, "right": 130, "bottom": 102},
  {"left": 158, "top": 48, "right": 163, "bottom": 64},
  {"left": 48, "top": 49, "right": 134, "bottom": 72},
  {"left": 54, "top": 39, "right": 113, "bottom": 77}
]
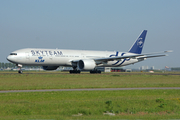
[
  {"left": 18, "top": 70, "right": 23, "bottom": 74},
  {"left": 90, "top": 70, "right": 101, "bottom": 74},
  {"left": 69, "top": 70, "right": 81, "bottom": 74}
]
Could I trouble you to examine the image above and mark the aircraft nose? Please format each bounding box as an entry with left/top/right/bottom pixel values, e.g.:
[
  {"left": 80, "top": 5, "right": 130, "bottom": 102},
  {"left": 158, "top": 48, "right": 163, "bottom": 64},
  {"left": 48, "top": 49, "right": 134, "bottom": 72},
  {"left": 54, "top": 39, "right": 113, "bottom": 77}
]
[
  {"left": 7, "top": 55, "right": 13, "bottom": 62},
  {"left": 7, "top": 56, "right": 10, "bottom": 61}
]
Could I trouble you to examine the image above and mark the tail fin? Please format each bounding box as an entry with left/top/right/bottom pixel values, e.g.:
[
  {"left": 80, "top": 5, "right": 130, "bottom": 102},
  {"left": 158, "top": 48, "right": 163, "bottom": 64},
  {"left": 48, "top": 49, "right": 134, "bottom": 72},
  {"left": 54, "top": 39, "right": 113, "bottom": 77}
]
[{"left": 128, "top": 30, "right": 147, "bottom": 54}]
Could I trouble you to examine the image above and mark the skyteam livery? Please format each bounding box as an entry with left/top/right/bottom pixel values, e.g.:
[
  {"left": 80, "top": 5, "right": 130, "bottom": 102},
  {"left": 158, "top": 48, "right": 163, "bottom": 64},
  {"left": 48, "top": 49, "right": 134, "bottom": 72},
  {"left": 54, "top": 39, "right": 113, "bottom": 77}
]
[{"left": 7, "top": 30, "right": 171, "bottom": 74}]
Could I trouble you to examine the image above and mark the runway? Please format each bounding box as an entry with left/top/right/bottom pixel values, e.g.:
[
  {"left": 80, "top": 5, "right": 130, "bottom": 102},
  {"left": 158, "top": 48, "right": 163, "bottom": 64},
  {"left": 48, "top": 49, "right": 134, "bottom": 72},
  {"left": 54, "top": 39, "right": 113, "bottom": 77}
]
[
  {"left": 0, "top": 87, "right": 180, "bottom": 93},
  {"left": 1, "top": 72, "right": 180, "bottom": 75}
]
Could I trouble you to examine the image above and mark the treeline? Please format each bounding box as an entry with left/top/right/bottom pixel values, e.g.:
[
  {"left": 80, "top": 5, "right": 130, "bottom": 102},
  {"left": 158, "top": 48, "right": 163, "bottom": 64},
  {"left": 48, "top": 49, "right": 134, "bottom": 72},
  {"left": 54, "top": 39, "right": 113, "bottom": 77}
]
[
  {"left": 171, "top": 67, "right": 180, "bottom": 71},
  {"left": 0, "top": 63, "right": 16, "bottom": 69},
  {"left": 0, "top": 62, "right": 42, "bottom": 69}
]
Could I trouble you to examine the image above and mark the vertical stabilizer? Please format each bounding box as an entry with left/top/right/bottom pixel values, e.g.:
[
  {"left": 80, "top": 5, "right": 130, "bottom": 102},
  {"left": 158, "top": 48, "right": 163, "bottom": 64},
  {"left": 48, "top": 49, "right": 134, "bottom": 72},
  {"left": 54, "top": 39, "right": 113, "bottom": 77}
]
[{"left": 128, "top": 30, "right": 147, "bottom": 54}]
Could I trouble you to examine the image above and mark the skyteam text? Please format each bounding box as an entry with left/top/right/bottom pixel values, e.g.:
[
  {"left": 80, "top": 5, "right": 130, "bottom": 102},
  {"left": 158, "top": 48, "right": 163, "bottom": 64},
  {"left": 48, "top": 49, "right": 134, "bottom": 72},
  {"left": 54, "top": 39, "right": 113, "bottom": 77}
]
[{"left": 31, "top": 50, "right": 63, "bottom": 56}]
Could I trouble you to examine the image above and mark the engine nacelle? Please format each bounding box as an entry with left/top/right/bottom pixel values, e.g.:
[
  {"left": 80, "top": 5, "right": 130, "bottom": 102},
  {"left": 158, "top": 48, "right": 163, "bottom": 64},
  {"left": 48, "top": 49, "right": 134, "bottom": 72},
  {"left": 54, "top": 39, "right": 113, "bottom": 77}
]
[
  {"left": 42, "top": 66, "right": 59, "bottom": 70},
  {"left": 78, "top": 59, "right": 96, "bottom": 70}
]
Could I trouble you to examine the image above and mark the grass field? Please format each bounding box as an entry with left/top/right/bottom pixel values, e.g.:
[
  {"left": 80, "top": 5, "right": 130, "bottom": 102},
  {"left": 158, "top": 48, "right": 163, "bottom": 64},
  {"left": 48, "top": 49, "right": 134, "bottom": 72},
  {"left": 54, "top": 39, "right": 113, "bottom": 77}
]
[
  {"left": 0, "top": 90, "right": 180, "bottom": 119},
  {"left": 0, "top": 72, "right": 180, "bottom": 119},
  {"left": 0, "top": 72, "right": 180, "bottom": 90}
]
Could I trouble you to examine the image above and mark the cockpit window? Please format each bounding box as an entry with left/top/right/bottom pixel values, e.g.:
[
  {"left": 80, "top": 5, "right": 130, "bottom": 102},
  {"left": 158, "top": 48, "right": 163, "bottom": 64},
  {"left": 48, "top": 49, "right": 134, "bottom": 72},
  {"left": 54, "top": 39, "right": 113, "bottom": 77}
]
[{"left": 10, "top": 53, "right": 17, "bottom": 55}]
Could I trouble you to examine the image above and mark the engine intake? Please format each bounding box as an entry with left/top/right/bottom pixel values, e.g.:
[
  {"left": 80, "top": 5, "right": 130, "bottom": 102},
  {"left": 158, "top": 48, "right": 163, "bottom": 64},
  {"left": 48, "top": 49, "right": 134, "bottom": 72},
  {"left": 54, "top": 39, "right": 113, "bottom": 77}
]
[{"left": 78, "top": 59, "right": 96, "bottom": 70}]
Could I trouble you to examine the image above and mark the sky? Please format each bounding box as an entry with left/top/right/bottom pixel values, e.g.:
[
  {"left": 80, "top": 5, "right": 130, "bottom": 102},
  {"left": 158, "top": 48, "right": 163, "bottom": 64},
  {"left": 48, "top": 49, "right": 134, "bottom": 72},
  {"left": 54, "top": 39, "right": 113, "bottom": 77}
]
[{"left": 0, "top": 0, "right": 180, "bottom": 69}]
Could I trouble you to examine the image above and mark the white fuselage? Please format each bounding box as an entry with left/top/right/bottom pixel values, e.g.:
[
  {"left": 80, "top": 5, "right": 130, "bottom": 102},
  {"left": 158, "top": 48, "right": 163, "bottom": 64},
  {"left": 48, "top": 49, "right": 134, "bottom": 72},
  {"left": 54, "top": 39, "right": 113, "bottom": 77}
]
[
  {"left": 6, "top": 30, "right": 169, "bottom": 74},
  {"left": 7, "top": 48, "right": 141, "bottom": 68}
]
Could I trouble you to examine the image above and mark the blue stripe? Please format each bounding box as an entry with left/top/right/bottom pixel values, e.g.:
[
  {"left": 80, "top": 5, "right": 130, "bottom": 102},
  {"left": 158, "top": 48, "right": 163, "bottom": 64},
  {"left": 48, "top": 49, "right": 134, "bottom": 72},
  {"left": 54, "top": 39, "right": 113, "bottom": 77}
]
[
  {"left": 109, "top": 52, "right": 131, "bottom": 66},
  {"left": 116, "top": 57, "right": 131, "bottom": 67},
  {"left": 109, "top": 51, "right": 118, "bottom": 57},
  {"left": 112, "top": 53, "right": 125, "bottom": 65},
  {"left": 109, "top": 52, "right": 119, "bottom": 65},
  {"left": 117, "top": 59, "right": 126, "bottom": 66}
]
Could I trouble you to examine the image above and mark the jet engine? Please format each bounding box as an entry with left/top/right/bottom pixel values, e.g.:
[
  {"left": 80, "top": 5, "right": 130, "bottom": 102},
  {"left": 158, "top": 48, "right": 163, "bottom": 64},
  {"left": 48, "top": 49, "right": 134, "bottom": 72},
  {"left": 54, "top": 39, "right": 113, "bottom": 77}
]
[
  {"left": 42, "top": 66, "right": 59, "bottom": 70},
  {"left": 78, "top": 59, "right": 96, "bottom": 70}
]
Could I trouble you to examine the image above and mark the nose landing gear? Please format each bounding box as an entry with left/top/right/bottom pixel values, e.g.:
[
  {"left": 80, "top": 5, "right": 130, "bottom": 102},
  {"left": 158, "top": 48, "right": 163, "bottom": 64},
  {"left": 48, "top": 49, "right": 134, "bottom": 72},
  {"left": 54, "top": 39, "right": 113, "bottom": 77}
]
[
  {"left": 18, "top": 70, "right": 23, "bottom": 74},
  {"left": 17, "top": 64, "right": 23, "bottom": 74}
]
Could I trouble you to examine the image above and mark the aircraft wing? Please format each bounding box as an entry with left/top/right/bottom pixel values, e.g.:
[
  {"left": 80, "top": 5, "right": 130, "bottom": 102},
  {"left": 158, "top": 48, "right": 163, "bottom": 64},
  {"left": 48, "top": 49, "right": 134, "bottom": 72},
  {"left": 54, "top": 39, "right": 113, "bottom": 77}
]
[
  {"left": 71, "top": 50, "right": 172, "bottom": 64},
  {"left": 94, "top": 54, "right": 144, "bottom": 61},
  {"left": 138, "top": 54, "right": 167, "bottom": 59},
  {"left": 94, "top": 50, "right": 172, "bottom": 62},
  {"left": 71, "top": 54, "right": 144, "bottom": 63}
]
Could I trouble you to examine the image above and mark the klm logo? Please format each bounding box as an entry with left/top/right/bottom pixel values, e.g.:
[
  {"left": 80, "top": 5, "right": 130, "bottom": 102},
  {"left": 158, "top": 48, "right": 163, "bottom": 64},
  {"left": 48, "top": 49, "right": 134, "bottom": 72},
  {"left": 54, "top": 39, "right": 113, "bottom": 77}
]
[{"left": 35, "top": 56, "right": 45, "bottom": 63}]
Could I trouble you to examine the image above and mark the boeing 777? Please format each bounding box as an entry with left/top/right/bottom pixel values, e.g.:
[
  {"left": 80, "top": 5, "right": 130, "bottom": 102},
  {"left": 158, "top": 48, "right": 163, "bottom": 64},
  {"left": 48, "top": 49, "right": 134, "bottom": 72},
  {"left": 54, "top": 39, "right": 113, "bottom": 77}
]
[{"left": 7, "top": 30, "right": 171, "bottom": 74}]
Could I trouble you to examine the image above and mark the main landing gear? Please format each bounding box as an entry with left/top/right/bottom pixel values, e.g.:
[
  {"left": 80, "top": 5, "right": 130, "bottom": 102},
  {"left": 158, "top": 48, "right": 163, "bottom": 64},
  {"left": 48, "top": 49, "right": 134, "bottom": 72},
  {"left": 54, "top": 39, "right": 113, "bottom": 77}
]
[
  {"left": 69, "top": 70, "right": 81, "bottom": 74},
  {"left": 69, "top": 67, "right": 101, "bottom": 74},
  {"left": 90, "top": 69, "right": 101, "bottom": 74},
  {"left": 69, "top": 67, "right": 81, "bottom": 74}
]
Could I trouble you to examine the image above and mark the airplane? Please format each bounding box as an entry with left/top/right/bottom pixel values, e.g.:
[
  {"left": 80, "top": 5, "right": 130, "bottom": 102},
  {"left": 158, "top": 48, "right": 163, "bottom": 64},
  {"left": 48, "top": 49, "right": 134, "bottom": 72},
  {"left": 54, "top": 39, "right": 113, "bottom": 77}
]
[{"left": 7, "top": 30, "right": 171, "bottom": 74}]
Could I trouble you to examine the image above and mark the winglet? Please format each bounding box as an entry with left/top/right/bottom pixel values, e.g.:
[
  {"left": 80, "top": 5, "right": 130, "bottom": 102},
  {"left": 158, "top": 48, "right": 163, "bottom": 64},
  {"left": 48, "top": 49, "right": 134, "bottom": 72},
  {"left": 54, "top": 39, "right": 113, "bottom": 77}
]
[
  {"left": 128, "top": 30, "right": 147, "bottom": 54},
  {"left": 164, "top": 50, "right": 173, "bottom": 53}
]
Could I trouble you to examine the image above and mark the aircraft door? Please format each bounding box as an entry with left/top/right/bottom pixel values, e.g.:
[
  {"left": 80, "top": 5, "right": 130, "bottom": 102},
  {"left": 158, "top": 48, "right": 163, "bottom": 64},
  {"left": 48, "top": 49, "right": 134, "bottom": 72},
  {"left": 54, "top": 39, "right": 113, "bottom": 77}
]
[{"left": 25, "top": 52, "right": 30, "bottom": 60}]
